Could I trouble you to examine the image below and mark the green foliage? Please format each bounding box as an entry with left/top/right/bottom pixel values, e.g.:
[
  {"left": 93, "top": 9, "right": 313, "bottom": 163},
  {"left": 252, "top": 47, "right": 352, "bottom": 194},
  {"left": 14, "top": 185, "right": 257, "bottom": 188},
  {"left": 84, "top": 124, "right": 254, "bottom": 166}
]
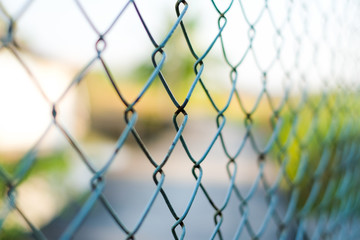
[
  {"left": 0, "top": 151, "right": 69, "bottom": 199},
  {"left": 0, "top": 151, "right": 70, "bottom": 235},
  {"left": 0, "top": 225, "right": 32, "bottom": 240},
  {"left": 0, "top": 151, "right": 68, "bottom": 184},
  {"left": 273, "top": 92, "right": 360, "bottom": 217}
]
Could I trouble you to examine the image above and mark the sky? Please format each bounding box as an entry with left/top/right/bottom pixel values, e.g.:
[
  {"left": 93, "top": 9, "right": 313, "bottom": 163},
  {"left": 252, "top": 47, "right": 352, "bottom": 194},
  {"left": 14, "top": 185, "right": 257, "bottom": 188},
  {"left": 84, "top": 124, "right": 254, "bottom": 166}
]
[
  {"left": 0, "top": 0, "right": 359, "bottom": 94},
  {"left": 0, "top": 0, "right": 286, "bottom": 68}
]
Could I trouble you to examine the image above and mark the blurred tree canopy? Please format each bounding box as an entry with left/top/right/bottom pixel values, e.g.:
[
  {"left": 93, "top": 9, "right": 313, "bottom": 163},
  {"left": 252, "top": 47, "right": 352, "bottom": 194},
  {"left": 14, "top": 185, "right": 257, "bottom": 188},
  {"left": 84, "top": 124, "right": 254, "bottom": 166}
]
[{"left": 131, "top": 17, "right": 197, "bottom": 100}]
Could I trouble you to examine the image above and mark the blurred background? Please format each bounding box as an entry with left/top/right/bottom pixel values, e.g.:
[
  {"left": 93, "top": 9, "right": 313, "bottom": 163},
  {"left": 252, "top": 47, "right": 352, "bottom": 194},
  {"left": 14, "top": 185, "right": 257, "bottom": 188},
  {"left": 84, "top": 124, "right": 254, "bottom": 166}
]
[{"left": 0, "top": 0, "right": 360, "bottom": 239}]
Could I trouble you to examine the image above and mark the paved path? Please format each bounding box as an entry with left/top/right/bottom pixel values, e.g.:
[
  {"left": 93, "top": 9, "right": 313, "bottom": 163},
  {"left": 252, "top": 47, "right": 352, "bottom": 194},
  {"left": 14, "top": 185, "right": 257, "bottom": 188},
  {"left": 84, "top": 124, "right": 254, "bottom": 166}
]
[
  {"left": 43, "top": 118, "right": 283, "bottom": 239},
  {"left": 43, "top": 177, "right": 282, "bottom": 239}
]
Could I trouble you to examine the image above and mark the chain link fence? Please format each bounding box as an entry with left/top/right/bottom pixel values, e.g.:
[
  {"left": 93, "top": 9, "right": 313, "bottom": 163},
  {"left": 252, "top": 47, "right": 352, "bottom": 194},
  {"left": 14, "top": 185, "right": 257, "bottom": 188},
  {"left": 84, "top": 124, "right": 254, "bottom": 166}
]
[{"left": 1, "top": 0, "right": 360, "bottom": 239}]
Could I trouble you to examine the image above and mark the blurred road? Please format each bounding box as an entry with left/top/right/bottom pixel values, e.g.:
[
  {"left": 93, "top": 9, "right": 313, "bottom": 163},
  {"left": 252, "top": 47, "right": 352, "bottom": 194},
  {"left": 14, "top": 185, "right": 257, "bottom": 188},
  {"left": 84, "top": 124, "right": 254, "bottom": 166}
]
[
  {"left": 43, "top": 118, "right": 284, "bottom": 239},
  {"left": 43, "top": 177, "right": 283, "bottom": 240}
]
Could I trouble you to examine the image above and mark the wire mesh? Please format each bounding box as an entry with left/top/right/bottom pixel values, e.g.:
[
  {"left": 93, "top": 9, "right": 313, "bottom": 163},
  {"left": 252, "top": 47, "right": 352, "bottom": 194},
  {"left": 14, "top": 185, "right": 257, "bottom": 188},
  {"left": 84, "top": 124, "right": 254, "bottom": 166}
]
[{"left": 0, "top": 0, "right": 360, "bottom": 239}]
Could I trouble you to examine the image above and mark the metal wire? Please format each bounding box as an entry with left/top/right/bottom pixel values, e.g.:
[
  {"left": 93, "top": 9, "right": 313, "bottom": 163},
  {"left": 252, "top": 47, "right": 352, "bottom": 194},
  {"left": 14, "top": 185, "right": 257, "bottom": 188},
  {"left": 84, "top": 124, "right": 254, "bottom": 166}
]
[{"left": 0, "top": 0, "right": 360, "bottom": 239}]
